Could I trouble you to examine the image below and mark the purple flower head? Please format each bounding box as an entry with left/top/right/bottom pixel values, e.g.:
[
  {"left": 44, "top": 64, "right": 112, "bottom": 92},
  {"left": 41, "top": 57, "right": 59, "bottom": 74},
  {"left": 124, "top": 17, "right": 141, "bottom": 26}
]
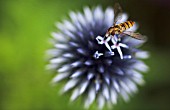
[{"left": 47, "top": 6, "right": 149, "bottom": 109}]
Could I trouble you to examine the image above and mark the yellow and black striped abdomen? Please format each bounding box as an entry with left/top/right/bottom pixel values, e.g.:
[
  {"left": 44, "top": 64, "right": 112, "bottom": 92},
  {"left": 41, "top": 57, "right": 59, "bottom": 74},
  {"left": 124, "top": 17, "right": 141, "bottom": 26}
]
[
  {"left": 118, "top": 21, "right": 135, "bottom": 32},
  {"left": 105, "top": 21, "right": 135, "bottom": 37}
]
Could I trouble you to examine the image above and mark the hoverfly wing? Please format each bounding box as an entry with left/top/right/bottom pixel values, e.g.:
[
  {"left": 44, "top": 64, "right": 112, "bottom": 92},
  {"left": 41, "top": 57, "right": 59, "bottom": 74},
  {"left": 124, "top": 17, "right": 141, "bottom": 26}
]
[
  {"left": 113, "top": 3, "right": 123, "bottom": 25},
  {"left": 123, "top": 31, "right": 147, "bottom": 40}
]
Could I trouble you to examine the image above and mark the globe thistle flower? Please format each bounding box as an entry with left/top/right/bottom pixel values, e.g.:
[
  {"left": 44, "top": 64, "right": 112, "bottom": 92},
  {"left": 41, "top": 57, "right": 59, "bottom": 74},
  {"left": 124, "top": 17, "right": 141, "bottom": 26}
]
[{"left": 47, "top": 5, "right": 149, "bottom": 109}]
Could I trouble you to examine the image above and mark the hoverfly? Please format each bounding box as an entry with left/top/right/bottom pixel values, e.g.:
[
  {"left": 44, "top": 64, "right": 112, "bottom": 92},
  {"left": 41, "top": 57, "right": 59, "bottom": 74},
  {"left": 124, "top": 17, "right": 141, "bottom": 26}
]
[
  {"left": 105, "top": 3, "right": 146, "bottom": 40},
  {"left": 95, "top": 3, "right": 146, "bottom": 59}
]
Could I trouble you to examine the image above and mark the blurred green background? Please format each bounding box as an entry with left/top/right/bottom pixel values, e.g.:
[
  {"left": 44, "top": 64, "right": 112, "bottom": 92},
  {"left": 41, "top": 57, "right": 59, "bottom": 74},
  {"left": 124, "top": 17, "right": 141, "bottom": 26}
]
[{"left": 1, "top": 0, "right": 170, "bottom": 110}]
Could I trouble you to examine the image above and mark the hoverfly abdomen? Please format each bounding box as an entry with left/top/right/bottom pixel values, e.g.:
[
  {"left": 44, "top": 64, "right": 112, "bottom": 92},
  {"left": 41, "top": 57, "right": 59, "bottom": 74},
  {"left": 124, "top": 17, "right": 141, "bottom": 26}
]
[
  {"left": 117, "top": 21, "right": 135, "bottom": 32},
  {"left": 126, "top": 21, "right": 135, "bottom": 28}
]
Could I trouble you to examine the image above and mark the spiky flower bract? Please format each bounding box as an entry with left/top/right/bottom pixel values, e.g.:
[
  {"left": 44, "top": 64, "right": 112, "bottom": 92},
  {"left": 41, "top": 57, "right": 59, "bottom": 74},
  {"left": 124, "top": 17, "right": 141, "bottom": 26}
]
[{"left": 47, "top": 5, "right": 149, "bottom": 109}]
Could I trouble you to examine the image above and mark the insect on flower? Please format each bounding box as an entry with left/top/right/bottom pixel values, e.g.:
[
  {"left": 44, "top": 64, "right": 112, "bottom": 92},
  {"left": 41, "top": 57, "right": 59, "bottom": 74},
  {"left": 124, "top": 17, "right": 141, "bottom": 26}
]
[
  {"left": 96, "top": 3, "right": 146, "bottom": 43},
  {"left": 96, "top": 3, "right": 146, "bottom": 59}
]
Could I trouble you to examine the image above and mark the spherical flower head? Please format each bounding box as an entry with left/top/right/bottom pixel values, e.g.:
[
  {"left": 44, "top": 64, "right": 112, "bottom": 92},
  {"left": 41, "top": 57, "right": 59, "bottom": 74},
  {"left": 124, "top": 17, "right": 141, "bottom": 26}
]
[{"left": 47, "top": 5, "right": 149, "bottom": 109}]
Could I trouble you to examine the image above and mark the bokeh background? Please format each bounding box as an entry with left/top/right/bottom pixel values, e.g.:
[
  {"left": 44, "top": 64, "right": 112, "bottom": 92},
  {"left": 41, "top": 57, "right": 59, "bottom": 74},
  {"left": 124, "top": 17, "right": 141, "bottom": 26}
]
[{"left": 1, "top": 0, "right": 170, "bottom": 110}]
